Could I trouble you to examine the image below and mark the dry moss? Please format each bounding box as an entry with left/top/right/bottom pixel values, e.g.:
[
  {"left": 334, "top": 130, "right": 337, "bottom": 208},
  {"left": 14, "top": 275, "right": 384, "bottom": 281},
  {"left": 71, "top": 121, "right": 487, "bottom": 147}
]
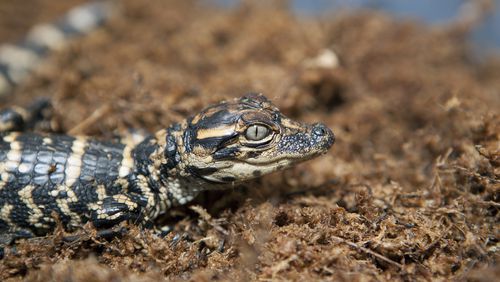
[{"left": 1, "top": 0, "right": 498, "bottom": 281}]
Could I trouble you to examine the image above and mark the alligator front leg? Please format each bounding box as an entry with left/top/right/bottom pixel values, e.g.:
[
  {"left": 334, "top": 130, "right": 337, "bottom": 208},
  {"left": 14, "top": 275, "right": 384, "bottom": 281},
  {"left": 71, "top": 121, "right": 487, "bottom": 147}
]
[{"left": 89, "top": 194, "right": 153, "bottom": 229}]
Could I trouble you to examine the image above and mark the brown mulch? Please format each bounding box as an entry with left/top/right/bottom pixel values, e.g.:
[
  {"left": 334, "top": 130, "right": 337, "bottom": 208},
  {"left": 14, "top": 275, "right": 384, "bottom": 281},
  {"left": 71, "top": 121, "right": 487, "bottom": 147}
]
[{"left": 1, "top": 0, "right": 499, "bottom": 281}]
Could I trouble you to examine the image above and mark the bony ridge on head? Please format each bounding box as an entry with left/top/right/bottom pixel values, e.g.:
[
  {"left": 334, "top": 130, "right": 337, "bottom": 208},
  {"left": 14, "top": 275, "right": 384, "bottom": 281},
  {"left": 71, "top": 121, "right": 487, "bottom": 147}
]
[{"left": 168, "top": 93, "right": 335, "bottom": 185}]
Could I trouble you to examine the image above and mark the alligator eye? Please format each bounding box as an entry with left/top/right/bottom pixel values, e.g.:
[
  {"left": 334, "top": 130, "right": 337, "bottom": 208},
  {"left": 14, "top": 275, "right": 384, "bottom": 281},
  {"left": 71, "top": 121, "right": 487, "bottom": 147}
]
[{"left": 245, "top": 124, "right": 270, "bottom": 141}]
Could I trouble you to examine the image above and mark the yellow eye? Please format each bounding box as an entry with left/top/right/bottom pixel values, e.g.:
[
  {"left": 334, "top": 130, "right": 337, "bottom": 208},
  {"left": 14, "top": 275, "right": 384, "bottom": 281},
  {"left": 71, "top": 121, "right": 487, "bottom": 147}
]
[{"left": 245, "top": 124, "right": 270, "bottom": 141}]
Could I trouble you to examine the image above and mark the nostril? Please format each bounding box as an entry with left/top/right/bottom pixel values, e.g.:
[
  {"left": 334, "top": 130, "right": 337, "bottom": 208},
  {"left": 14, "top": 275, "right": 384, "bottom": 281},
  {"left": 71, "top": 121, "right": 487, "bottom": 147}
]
[{"left": 312, "top": 124, "right": 327, "bottom": 136}]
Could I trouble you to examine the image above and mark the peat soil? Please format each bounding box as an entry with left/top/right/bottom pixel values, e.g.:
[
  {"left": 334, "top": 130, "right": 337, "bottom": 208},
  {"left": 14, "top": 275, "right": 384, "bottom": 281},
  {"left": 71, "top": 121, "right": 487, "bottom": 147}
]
[{"left": 0, "top": 1, "right": 499, "bottom": 281}]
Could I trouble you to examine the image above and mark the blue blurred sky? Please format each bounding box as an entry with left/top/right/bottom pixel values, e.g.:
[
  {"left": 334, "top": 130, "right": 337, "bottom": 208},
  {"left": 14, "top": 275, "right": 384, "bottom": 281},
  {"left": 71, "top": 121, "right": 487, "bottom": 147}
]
[{"left": 216, "top": 0, "right": 500, "bottom": 53}]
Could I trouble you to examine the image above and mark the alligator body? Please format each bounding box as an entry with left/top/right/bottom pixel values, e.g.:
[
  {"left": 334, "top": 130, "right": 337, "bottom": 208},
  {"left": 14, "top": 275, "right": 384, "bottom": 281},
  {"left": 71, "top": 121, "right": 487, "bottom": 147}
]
[{"left": 0, "top": 94, "right": 335, "bottom": 240}]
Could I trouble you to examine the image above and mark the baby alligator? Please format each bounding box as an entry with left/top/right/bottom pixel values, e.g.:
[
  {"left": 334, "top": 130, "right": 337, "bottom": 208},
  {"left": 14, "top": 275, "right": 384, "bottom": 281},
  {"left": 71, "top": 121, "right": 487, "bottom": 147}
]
[{"left": 0, "top": 94, "right": 334, "bottom": 241}]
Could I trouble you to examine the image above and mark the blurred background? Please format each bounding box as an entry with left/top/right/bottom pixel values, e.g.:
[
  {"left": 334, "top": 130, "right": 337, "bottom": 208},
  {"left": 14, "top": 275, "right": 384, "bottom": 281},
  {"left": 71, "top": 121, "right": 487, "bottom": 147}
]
[
  {"left": 1, "top": 0, "right": 499, "bottom": 54},
  {"left": 220, "top": 0, "right": 500, "bottom": 55}
]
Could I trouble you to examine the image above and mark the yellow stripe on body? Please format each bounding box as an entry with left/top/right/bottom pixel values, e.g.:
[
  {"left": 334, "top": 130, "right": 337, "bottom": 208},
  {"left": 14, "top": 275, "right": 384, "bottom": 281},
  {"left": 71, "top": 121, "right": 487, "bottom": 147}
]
[
  {"left": 118, "top": 145, "right": 134, "bottom": 178},
  {"left": 0, "top": 204, "right": 14, "bottom": 226},
  {"left": 64, "top": 137, "right": 87, "bottom": 187},
  {"left": 18, "top": 185, "right": 46, "bottom": 227},
  {"left": 2, "top": 133, "right": 22, "bottom": 184}
]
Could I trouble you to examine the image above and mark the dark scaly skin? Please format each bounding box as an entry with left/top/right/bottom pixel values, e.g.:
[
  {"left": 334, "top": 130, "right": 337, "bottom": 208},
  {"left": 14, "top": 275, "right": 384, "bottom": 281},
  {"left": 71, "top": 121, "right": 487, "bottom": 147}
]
[{"left": 0, "top": 94, "right": 335, "bottom": 244}]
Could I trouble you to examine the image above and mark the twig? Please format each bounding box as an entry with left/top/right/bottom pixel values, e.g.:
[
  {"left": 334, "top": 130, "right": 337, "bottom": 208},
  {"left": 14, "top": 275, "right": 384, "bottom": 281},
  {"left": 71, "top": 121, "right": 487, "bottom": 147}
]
[
  {"left": 68, "top": 104, "right": 111, "bottom": 135},
  {"left": 331, "top": 235, "right": 405, "bottom": 270},
  {"left": 418, "top": 224, "right": 454, "bottom": 260},
  {"left": 453, "top": 165, "right": 499, "bottom": 184}
]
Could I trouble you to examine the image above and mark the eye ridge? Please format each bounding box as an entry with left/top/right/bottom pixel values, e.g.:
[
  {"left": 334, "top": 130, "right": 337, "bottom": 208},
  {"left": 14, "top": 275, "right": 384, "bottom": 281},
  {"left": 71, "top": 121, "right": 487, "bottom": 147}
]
[{"left": 245, "top": 124, "right": 271, "bottom": 141}]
